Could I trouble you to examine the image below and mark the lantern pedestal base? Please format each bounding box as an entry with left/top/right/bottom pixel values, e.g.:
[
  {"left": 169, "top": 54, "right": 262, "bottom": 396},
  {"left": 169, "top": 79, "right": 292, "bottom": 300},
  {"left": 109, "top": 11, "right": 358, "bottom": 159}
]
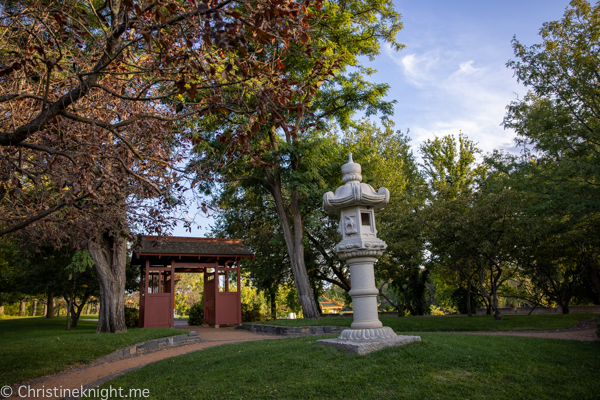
[{"left": 317, "top": 328, "right": 421, "bottom": 355}]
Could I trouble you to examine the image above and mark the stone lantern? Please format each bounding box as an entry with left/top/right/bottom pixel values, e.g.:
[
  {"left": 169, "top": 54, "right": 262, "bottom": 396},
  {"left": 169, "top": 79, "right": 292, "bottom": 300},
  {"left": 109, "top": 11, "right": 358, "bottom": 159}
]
[{"left": 317, "top": 154, "right": 420, "bottom": 355}]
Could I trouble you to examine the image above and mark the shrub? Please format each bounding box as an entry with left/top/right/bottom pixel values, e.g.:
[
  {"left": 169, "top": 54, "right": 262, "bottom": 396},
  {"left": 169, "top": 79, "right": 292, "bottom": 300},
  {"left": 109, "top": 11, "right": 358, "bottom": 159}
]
[
  {"left": 241, "top": 303, "right": 261, "bottom": 322},
  {"left": 188, "top": 303, "right": 204, "bottom": 326},
  {"left": 430, "top": 305, "right": 460, "bottom": 316},
  {"left": 450, "top": 288, "right": 483, "bottom": 315},
  {"left": 124, "top": 307, "right": 139, "bottom": 328}
]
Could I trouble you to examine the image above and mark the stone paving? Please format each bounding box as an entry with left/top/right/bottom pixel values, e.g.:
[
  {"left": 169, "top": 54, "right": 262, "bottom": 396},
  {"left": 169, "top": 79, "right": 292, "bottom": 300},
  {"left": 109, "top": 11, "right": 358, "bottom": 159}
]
[{"left": 238, "top": 323, "right": 344, "bottom": 336}]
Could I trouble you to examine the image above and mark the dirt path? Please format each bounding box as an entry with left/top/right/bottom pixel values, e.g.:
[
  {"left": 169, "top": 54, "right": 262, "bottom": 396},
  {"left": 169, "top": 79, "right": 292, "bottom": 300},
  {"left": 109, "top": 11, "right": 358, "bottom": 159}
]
[
  {"left": 9, "top": 326, "right": 279, "bottom": 400},
  {"left": 435, "top": 327, "right": 598, "bottom": 341}
]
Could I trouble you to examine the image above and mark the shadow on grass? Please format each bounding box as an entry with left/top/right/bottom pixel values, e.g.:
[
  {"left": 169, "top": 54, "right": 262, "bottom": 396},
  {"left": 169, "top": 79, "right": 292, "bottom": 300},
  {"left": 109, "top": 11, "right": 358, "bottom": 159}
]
[
  {"left": 0, "top": 316, "right": 181, "bottom": 386},
  {"left": 95, "top": 333, "right": 600, "bottom": 400}
]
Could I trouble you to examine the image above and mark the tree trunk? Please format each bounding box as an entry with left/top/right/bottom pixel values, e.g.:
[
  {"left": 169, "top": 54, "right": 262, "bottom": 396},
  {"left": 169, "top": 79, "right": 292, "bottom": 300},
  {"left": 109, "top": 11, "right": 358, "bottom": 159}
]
[
  {"left": 479, "top": 283, "right": 498, "bottom": 319},
  {"left": 71, "top": 305, "right": 81, "bottom": 327},
  {"left": 86, "top": 302, "right": 91, "bottom": 315},
  {"left": 561, "top": 303, "right": 570, "bottom": 314},
  {"left": 70, "top": 294, "right": 92, "bottom": 328},
  {"left": 88, "top": 232, "right": 127, "bottom": 333},
  {"left": 270, "top": 288, "right": 277, "bottom": 320},
  {"left": 66, "top": 275, "right": 79, "bottom": 329},
  {"left": 43, "top": 302, "right": 47, "bottom": 316},
  {"left": 32, "top": 299, "right": 38, "bottom": 316},
  {"left": 0, "top": 305, "right": 4, "bottom": 315},
  {"left": 66, "top": 294, "right": 72, "bottom": 330},
  {"left": 492, "top": 285, "right": 503, "bottom": 320},
  {"left": 587, "top": 260, "right": 600, "bottom": 304},
  {"left": 478, "top": 268, "right": 502, "bottom": 319},
  {"left": 484, "top": 279, "right": 502, "bottom": 321},
  {"left": 19, "top": 301, "right": 26, "bottom": 316},
  {"left": 489, "top": 269, "right": 503, "bottom": 321},
  {"left": 46, "top": 292, "right": 54, "bottom": 318},
  {"left": 399, "top": 287, "right": 408, "bottom": 317},
  {"left": 268, "top": 178, "right": 320, "bottom": 319},
  {"left": 466, "top": 281, "right": 472, "bottom": 317}
]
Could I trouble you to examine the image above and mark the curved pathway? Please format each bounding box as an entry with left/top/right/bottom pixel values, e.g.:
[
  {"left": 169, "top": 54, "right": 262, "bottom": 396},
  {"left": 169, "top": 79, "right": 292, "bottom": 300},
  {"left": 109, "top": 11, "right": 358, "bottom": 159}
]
[
  {"left": 435, "top": 326, "right": 597, "bottom": 341},
  {"left": 10, "top": 326, "right": 279, "bottom": 400}
]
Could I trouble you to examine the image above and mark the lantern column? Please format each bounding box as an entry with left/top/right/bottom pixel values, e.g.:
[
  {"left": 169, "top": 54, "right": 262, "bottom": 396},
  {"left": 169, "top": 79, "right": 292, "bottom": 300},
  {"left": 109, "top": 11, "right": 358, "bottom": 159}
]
[{"left": 317, "top": 154, "right": 421, "bottom": 354}]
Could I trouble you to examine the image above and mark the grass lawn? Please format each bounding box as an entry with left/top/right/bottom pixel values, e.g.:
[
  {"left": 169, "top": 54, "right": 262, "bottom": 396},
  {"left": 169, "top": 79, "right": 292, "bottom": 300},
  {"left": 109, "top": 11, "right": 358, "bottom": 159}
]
[
  {"left": 0, "top": 316, "right": 181, "bottom": 386},
  {"left": 253, "top": 314, "right": 597, "bottom": 332},
  {"left": 94, "top": 333, "right": 600, "bottom": 399}
]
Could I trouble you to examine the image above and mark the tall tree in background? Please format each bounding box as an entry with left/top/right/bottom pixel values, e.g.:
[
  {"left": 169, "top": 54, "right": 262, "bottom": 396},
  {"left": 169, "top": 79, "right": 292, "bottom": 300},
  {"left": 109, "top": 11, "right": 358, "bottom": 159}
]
[
  {"left": 416, "top": 134, "right": 517, "bottom": 319},
  {"left": 211, "top": 185, "right": 292, "bottom": 319},
  {"left": 0, "top": 0, "right": 320, "bottom": 331},
  {"left": 339, "top": 120, "right": 428, "bottom": 315},
  {"left": 504, "top": 0, "right": 600, "bottom": 303},
  {"left": 420, "top": 133, "right": 482, "bottom": 201},
  {"left": 195, "top": 0, "right": 404, "bottom": 318}
]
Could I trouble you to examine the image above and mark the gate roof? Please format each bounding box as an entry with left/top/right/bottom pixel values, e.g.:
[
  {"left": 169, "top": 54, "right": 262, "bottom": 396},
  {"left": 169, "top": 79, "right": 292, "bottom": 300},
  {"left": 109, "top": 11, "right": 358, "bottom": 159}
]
[{"left": 133, "top": 236, "right": 253, "bottom": 265}]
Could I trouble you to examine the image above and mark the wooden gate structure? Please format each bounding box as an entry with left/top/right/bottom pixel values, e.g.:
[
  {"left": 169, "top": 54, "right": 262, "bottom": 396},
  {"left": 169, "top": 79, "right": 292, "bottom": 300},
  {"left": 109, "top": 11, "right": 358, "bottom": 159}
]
[{"left": 133, "top": 236, "right": 254, "bottom": 328}]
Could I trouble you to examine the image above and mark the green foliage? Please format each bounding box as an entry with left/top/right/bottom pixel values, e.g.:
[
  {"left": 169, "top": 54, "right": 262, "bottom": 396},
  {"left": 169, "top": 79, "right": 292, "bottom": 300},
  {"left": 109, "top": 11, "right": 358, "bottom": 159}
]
[
  {"left": 196, "top": 0, "right": 406, "bottom": 318},
  {"left": 283, "top": 285, "right": 303, "bottom": 316},
  {"left": 1, "top": 302, "right": 20, "bottom": 316},
  {"left": 174, "top": 274, "right": 203, "bottom": 316},
  {"left": 502, "top": 0, "right": 600, "bottom": 306},
  {"left": 124, "top": 307, "right": 139, "bottom": 328},
  {"left": 241, "top": 302, "right": 262, "bottom": 322},
  {"left": 175, "top": 292, "right": 190, "bottom": 316},
  {"left": 67, "top": 250, "right": 95, "bottom": 274},
  {"left": 188, "top": 303, "right": 204, "bottom": 326},
  {"left": 450, "top": 288, "right": 484, "bottom": 315},
  {"left": 420, "top": 132, "right": 483, "bottom": 198}
]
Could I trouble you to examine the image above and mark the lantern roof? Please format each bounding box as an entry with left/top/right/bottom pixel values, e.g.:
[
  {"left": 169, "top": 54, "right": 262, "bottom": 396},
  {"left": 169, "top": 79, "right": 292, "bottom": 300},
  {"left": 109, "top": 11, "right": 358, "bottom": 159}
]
[{"left": 323, "top": 153, "right": 390, "bottom": 215}]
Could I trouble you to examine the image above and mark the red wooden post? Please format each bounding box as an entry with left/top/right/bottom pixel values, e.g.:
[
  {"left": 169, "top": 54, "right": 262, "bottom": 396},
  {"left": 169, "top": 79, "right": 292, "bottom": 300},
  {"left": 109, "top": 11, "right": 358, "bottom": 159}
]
[
  {"left": 142, "top": 259, "right": 150, "bottom": 327},
  {"left": 203, "top": 268, "right": 207, "bottom": 327},
  {"left": 214, "top": 262, "right": 220, "bottom": 328},
  {"left": 237, "top": 258, "right": 242, "bottom": 325},
  {"left": 225, "top": 261, "right": 229, "bottom": 292},
  {"left": 138, "top": 263, "right": 144, "bottom": 328},
  {"left": 170, "top": 261, "right": 176, "bottom": 327}
]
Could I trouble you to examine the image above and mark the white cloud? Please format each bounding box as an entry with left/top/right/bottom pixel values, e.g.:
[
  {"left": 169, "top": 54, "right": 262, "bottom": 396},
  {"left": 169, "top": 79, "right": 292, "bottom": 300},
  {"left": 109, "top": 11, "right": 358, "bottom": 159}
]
[
  {"left": 453, "top": 61, "right": 479, "bottom": 76},
  {"left": 384, "top": 44, "right": 525, "bottom": 157},
  {"left": 394, "top": 52, "right": 440, "bottom": 85}
]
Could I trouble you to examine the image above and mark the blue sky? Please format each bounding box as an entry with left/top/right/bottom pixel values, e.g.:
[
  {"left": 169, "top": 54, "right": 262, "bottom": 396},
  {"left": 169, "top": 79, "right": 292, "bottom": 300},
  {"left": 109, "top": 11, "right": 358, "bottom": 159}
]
[
  {"left": 172, "top": 0, "right": 572, "bottom": 237},
  {"left": 369, "top": 0, "right": 571, "bottom": 156}
]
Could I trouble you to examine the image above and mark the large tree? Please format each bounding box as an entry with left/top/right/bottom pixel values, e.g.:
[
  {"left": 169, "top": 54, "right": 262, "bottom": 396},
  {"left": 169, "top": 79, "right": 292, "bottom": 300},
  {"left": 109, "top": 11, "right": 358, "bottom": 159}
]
[
  {"left": 416, "top": 134, "right": 527, "bottom": 320},
  {"left": 194, "top": 0, "right": 404, "bottom": 318},
  {"left": 503, "top": 0, "right": 600, "bottom": 304},
  {"left": 211, "top": 184, "right": 292, "bottom": 319},
  {"left": 0, "top": 0, "right": 322, "bottom": 331}
]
